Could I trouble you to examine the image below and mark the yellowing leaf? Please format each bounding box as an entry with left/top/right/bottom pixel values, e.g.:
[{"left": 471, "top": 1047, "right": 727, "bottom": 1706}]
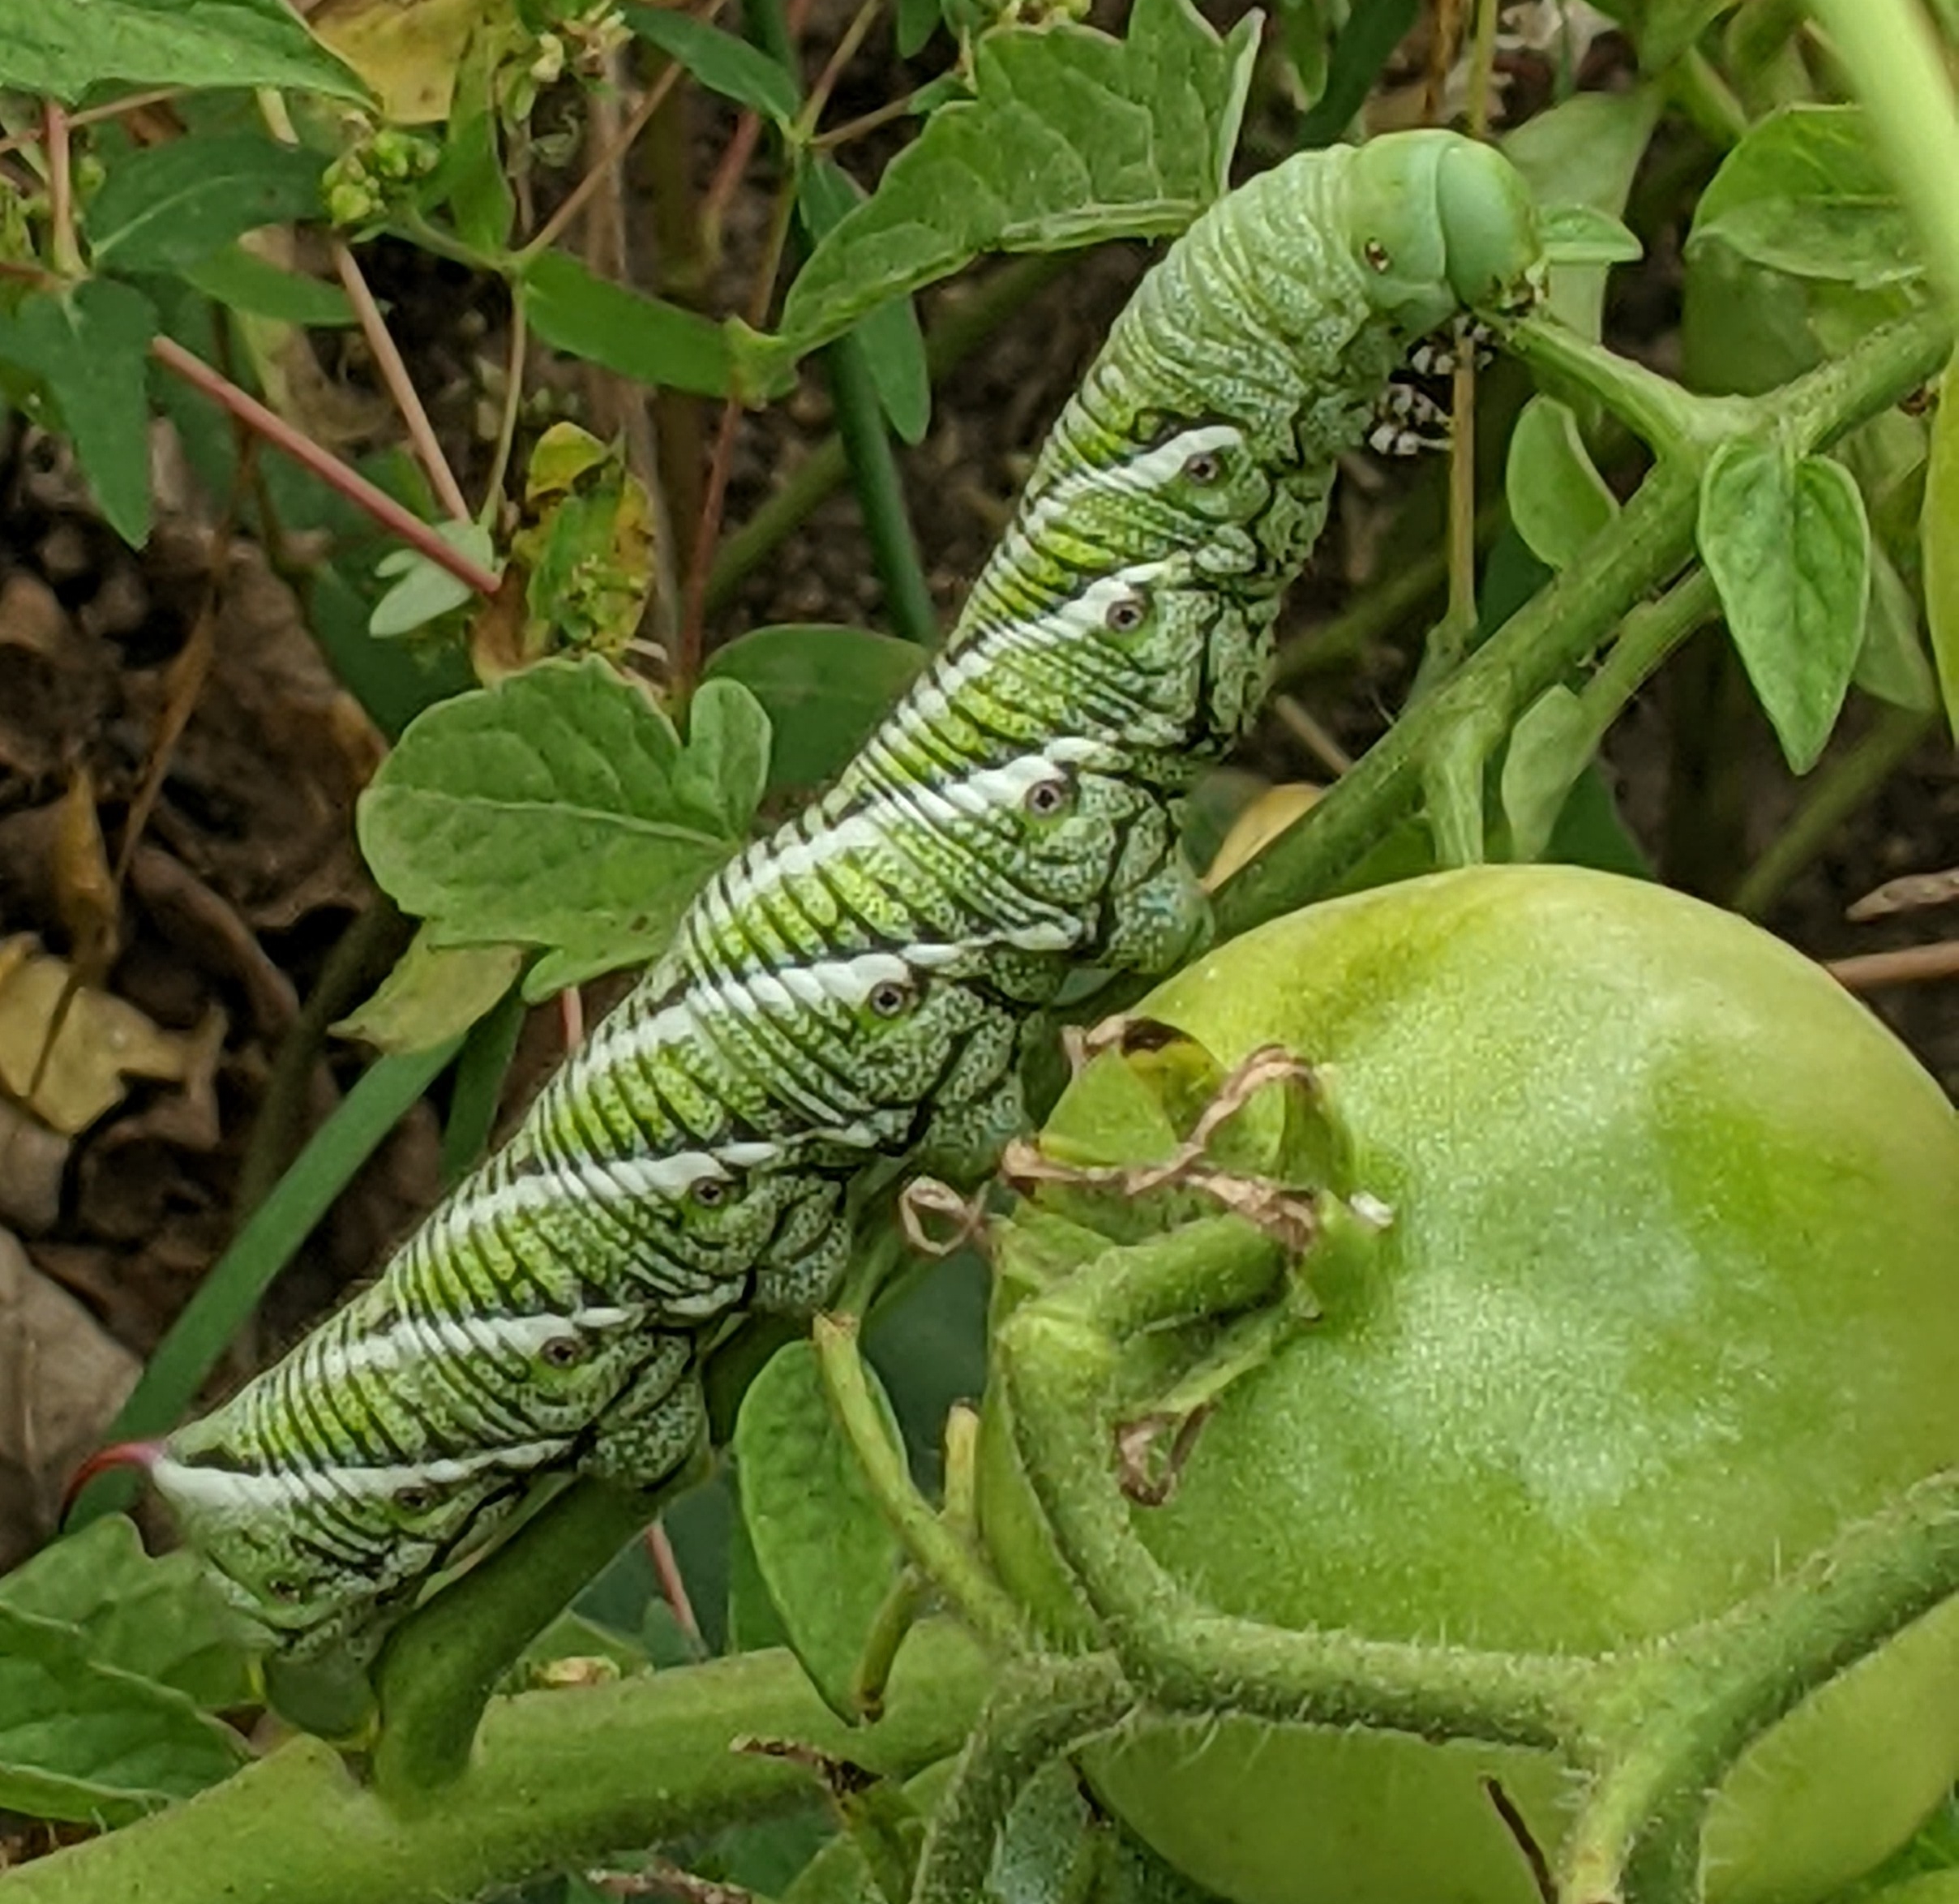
[
  {"left": 0, "top": 938, "right": 202, "bottom": 1134},
  {"left": 311, "top": 0, "right": 494, "bottom": 122},
  {"left": 1202, "top": 783, "right": 1321, "bottom": 890}
]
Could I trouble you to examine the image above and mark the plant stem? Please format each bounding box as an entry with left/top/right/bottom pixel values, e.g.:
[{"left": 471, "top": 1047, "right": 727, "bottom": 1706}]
[
  {"left": 1827, "top": 937, "right": 1959, "bottom": 988},
  {"left": 909, "top": 1653, "right": 1133, "bottom": 1904},
  {"left": 1807, "top": 0, "right": 1959, "bottom": 316},
  {"left": 150, "top": 337, "right": 503, "bottom": 596},
  {"left": 374, "top": 1477, "right": 669, "bottom": 1797},
  {"left": 1215, "top": 308, "right": 1952, "bottom": 937},
  {"left": 812, "top": 1315, "right": 1027, "bottom": 1652},
  {"left": 332, "top": 238, "right": 472, "bottom": 523},
  {"left": 1730, "top": 704, "right": 1938, "bottom": 916},
  {"left": 0, "top": 1623, "right": 988, "bottom": 1904},
  {"left": 41, "top": 103, "right": 79, "bottom": 278}
]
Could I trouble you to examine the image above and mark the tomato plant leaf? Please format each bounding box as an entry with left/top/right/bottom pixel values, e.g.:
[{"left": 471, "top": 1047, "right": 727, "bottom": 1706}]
[
  {"left": 0, "top": 1602, "right": 249, "bottom": 1825},
  {"left": 799, "top": 159, "right": 932, "bottom": 445},
  {"left": 333, "top": 927, "right": 526, "bottom": 1055},
  {"left": 88, "top": 133, "right": 325, "bottom": 273},
  {"left": 1506, "top": 396, "right": 1618, "bottom": 571},
  {"left": 765, "top": 0, "right": 1258, "bottom": 362},
  {"left": 0, "top": 0, "right": 367, "bottom": 102},
  {"left": 1688, "top": 105, "right": 1923, "bottom": 291},
  {"left": 0, "top": 278, "right": 157, "bottom": 546},
  {"left": 703, "top": 624, "right": 925, "bottom": 794},
  {"left": 1926, "top": 352, "right": 1959, "bottom": 741},
  {"left": 357, "top": 658, "right": 767, "bottom": 1000},
  {"left": 1854, "top": 543, "right": 1940, "bottom": 714},
  {"left": 1699, "top": 441, "right": 1871, "bottom": 773},
  {"left": 179, "top": 244, "right": 354, "bottom": 326},
  {"left": 732, "top": 1340, "right": 903, "bottom": 1721},
  {"left": 622, "top": 5, "right": 801, "bottom": 128},
  {"left": 522, "top": 251, "right": 735, "bottom": 397},
  {"left": 1505, "top": 87, "right": 1658, "bottom": 337},
  {"left": 1501, "top": 685, "right": 1597, "bottom": 864},
  {"left": 0, "top": 1517, "right": 255, "bottom": 1711},
  {"left": 370, "top": 521, "right": 499, "bottom": 638}
]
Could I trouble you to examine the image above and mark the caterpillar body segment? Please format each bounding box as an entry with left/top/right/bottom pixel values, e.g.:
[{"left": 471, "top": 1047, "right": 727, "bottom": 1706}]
[{"left": 146, "top": 129, "right": 1545, "bottom": 1655}]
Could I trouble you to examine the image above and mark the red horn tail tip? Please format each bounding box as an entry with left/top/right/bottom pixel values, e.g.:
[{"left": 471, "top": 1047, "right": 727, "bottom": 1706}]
[{"left": 62, "top": 1440, "right": 165, "bottom": 1520}]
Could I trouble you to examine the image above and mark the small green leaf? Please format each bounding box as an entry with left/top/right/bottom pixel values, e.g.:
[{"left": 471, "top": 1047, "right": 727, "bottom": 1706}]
[
  {"left": 623, "top": 5, "right": 801, "bottom": 127},
  {"left": 1505, "top": 88, "right": 1659, "bottom": 338},
  {"left": 333, "top": 925, "right": 525, "bottom": 1054},
  {"left": 89, "top": 134, "right": 325, "bottom": 273},
  {"left": 357, "top": 658, "right": 761, "bottom": 998},
  {"left": 180, "top": 245, "right": 354, "bottom": 326},
  {"left": 523, "top": 250, "right": 733, "bottom": 397},
  {"left": 1634, "top": 0, "right": 1736, "bottom": 69},
  {"left": 733, "top": 1340, "right": 904, "bottom": 1721},
  {"left": 1501, "top": 685, "right": 1596, "bottom": 864},
  {"left": 704, "top": 624, "right": 924, "bottom": 793},
  {"left": 1698, "top": 441, "right": 1871, "bottom": 772},
  {"left": 0, "top": 0, "right": 367, "bottom": 101},
  {"left": 773, "top": 0, "right": 1258, "bottom": 358},
  {"left": 435, "top": 52, "right": 515, "bottom": 257},
  {"left": 675, "top": 679, "right": 772, "bottom": 839},
  {"left": 370, "top": 521, "right": 499, "bottom": 637},
  {"left": 895, "top": 0, "right": 942, "bottom": 59},
  {"left": 0, "top": 1602, "right": 249, "bottom": 1824},
  {"left": 0, "top": 279, "right": 157, "bottom": 545},
  {"left": 1855, "top": 543, "right": 1939, "bottom": 714},
  {"left": 799, "top": 160, "right": 932, "bottom": 445},
  {"left": 1537, "top": 204, "right": 1644, "bottom": 267},
  {"left": 0, "top": 1517, "right": 256, "bottom": 1711},
  {"left": 1506, "top": 396, "right": 1619, "bottom": 572},
  {"left": 1688, "top": 105, "right": 1922, "bottom": 292},
  {"left": 1926, "top": 353, "right": 1959, "bottom": 741}
]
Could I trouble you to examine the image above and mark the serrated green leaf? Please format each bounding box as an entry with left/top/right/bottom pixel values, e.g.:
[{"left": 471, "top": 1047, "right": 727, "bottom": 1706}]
[
  {"left": 1501, "top": 684, "right": 1596, "bottom": 864},
  {"left": 333, "top": 924, "right": 525, "bottom": 1053},
  {"left": 773, "top": 0, "right": 1258, "bottom": 358},
  {"left": 1688, "top": 105, "right": 1923, "bottom": 291},
  {"left": 733, "top": 1340, "right": 903, "bottom": 1721},
  {"left": 1505, "top": 88, "right": 1658, "bottom": 338},
  {"left": 358, "top": 658, "right": 761, "bottom": 998},
  {"left": 1506, "top": 396, "right": 1618, "bottom": 572},
  {"left": 89, "top": 134, "right": 325, "bottom": 273},
  {"left": 1927, "top": 353, "right": 1959, "bottom": 742},
  {"left": 370, "top": 521, "right": 499, "bottom": 637},
  {"left": 0, "top": 279, "right": 156, "bottom": 545},
  {"left": 704, "top": 624, "right": 925, "bottom": 794},
  {"left": 1699, "top": 442, "right": 1871, "bottom": 773},
  {"left": 523, "top": 250, "right": 733, "bottom": 397},
  {"left": 0, "top": 0, "right": 367, "bottom": 102},
  {"left": 180, "top": 244, "right": 354, "bottom": 326},
  {"left": 0, "top": 1601, "right": 249, "bottom": 1824},
  {"left": 624, "top": 5, "right": 801, "bottom": 127},
  {"left": 0, "top": 1517, "right": 257, "bottom": 1711},
  {"left": 799, "top": 160, "right": 932, "bottom": 446}
]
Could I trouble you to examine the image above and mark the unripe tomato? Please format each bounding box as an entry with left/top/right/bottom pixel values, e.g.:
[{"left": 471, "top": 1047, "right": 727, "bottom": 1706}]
[{"left": 980, "top": 866, "right": 1959, "bottom": 1904}]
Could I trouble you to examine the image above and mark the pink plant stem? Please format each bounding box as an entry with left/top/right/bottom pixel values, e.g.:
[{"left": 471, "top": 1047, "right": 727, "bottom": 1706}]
[
  {"left": 1825, "top": 940, "right": 1959, "bottom": 992},
  {"left": 151, "top": 334, "right": 503, "bottom": 597}
]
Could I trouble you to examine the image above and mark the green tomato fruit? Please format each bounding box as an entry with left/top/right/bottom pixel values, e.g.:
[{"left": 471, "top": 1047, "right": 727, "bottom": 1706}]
[{"left": 980, "top": 865, "right": 1959, "bottom": 1904}]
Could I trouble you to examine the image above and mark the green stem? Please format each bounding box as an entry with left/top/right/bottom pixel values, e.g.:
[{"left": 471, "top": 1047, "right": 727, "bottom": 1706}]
[
  {"left": 1215, "top": 308, "right": 1952, "bottom": 938},
  {"left": 1729, "top": 703, "right": 1938, "bottom": 917},
  {"left": 0, "top": 1623, "right": 988, "bottom": 1904},
  {"left": 812, "top": 1316, "right": 1027, "bottom": 1653},
  {"left": 438, "top": 983, "right": 527, "bottom": 1186},
  {"left": 908, "top": 1653, "right": 1133, "bottom": 1904},
  {"left": 372, "top": 1476, "right": 671, "bottom": 1798},
  {"left": 1665, "top": 47, "right": 1751, "bottom": 149},
  {"left": 1807, "top": 0, "right": 1959, "bottom": 316},
  {"left": 998, "top": 1218, "right": 1597, "bottom": 1747},
  {"left": 1559, "top": 1466, "right": 1959, "bottom": 1904}
]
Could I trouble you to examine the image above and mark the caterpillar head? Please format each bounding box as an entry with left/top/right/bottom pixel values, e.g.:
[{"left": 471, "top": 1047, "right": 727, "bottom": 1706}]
[{"left": 1346, "top": 129, "right": 1545, "bottom": 336}]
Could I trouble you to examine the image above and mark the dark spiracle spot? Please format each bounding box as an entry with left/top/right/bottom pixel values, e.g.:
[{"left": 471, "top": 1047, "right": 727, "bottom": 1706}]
[
  {"left": 1024, "top": 776, "right": 1072, "bottom": 817},
  {"left": 540, "top": 1335, "right": 587, "bottom": 1367},
  {"left": 394, "top": 1483, "right": 437, "bottom": 1512},
  {"left": 868, "top": 978, "right": 915, "bottom": 1018},
  {"left": 1105, "top": 592, "right": 1148, "bottom": 634},
  {"left": 1364, "top": 238, "right": 1391, "bottom": 272}
]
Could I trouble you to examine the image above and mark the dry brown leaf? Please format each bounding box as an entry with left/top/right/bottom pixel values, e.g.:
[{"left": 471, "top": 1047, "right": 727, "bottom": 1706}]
[
  {"left": 0, "top": 936, "right": 203, "bottom": 1134},
  {"left": 0, "top": 1229, "right": 141, "bottom": 1570}
]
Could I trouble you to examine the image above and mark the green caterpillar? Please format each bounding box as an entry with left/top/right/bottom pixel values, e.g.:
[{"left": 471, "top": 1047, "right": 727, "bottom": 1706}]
[{"left": 115, "top": 129, "right": 1544, "bottom": 1657}]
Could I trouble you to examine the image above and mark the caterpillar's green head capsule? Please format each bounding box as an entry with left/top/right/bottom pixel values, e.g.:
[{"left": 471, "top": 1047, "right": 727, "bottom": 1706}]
[{"left": 1346, "top": 129, "right": 1545, "bottom": 333}]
